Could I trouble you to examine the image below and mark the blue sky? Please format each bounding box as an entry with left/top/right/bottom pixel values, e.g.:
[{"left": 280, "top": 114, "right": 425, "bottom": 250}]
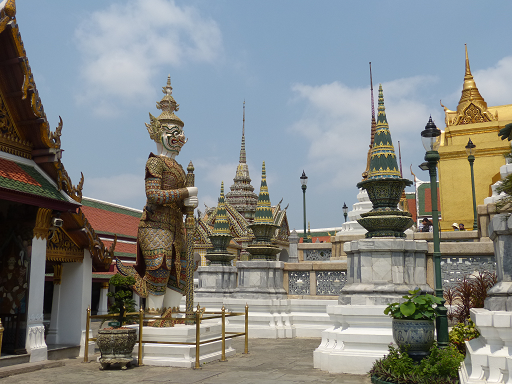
[{"left": 15, "top": 1, "right": 512, "bottom": 231}]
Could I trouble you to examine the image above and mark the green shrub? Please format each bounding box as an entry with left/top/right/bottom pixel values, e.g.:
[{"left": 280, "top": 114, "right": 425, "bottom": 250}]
[
  {"left": 105, "top": 274, "right": 137, "bottom": 328},
  {"left": 449, "top": 319, "right": 480, "bottom": 356},
  {"left": 369, "top": 343, "right": 464, "bottom": 384}
]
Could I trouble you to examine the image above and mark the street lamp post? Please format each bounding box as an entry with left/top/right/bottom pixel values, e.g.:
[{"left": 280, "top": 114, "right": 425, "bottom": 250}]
[
  {"left": 420, "top": 116, "right": 449, "bottom": 348},
  {"left": 342, "top": 202, "right": 348, "bottom": 223},
  {"left": 466, "top": 138, "right": 478, "bottom": 231},
  {"left": 300, "top": 171, "right": 309, "bottom": 243}
]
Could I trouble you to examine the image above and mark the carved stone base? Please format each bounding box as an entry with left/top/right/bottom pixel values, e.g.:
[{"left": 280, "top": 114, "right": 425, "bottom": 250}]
[{"left": 96, "top": 328, "right": 137, "bottom": 370}]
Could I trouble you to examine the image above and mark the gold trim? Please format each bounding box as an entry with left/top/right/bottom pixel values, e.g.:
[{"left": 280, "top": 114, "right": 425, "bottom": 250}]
[
  {"left": 46, "top": 227, "right": 83, "bottom": 262},
  {"left": 53, "top": 264, "right": 62, "bottom": 285},
  {"left": 33, "top": 207, "right": 52, "bottom": 240},
  {"left": 56, "top": 161, "right": 83, "bottom": 202},
  {"left": 439, "top": 148, "right": 509, "bottom": 161}
]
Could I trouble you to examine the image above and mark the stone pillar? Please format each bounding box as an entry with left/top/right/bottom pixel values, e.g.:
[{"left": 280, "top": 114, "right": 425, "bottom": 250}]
[
  {"left": 288, "top": 230, "right": 299, "bottom": 263},
  {"left": 487, "top": 213, "right": 512, "bottom": 311},
  {"left": 26, "top": 207, "right": 52, "bottom": 362},
  {"left": 26, "top": 235, "right": 48, "bottom": 361},
  {"left": 97, "top": 282, "right": 109, "bottom": 315},
  {"left": 46, "top": 265, "right": 63, "bottom": 345}
]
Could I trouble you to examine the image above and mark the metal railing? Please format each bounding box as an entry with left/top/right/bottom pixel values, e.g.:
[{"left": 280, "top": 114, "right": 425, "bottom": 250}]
[{"left": 84, "top": 304, "right": 249, "bottom": 369}]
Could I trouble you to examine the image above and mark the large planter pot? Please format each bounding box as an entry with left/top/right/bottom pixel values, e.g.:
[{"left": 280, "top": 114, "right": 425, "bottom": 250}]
[
  {"left": 392, "top": 319, "right": 435, "bottom": 361},
  {"left": 96, "top": 328, "right": 137, "bottom": 370}
]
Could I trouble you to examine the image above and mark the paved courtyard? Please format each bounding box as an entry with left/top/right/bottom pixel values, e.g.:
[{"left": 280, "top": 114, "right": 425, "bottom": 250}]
[{"left": 0, "top": 337, "right": 371, "bottom": 384}]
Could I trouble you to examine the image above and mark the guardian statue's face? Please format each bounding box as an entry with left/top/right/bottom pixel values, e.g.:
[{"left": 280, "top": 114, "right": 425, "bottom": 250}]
[{"left": 161, "top": 125, "right": 187, "bottom": 154}]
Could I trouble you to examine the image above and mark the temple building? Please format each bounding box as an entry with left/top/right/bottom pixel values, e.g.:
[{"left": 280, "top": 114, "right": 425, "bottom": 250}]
[
  {"left": 438, "top": 45, "right": 512, "bottom": 231},
  {"left": 0, "top": 1, "right": 114, "bottom": 362},
  {"left": 195, "top": 103, "right": 290, "bottom": 263}
]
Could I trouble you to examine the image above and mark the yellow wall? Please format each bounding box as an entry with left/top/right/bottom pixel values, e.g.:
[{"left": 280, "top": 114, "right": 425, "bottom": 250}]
[{"left": 438, "top": 118, "right": 511, "bottom": 231}]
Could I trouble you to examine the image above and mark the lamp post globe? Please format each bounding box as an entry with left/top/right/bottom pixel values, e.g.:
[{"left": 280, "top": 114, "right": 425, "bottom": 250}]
[
  {"left": 300, "top": 171, "right": 309, "bottom": 243},
  {"left": 342, "top": 202, "right": 348, "bottom": 223},
  {"left": 420, "top": 116, "right": 449, "bottom": 348},
  {"left": 465, "top": 138, "right": 478, "bottom": 230}
]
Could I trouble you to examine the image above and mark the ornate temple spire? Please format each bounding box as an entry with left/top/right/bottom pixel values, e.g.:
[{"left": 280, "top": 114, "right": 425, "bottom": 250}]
[
  {"left": 240, "top": 100, "right": 246, "bottom": 164},
  {"left": 452, "top": 45, "right": 495, "bottom": 125},
  {"left": 366, "top": 85, "right": 401, "bottom": 180},
  {"left": 225, "top": 101, "right": 258, "bottom": 221},
  {"left": 254, "top": 161, "right": 273, "bottom": 225},
  {"left": 213, "top": 182, "right": 230, "bottom": 236},
  {"left": 362, "top": 62, "right": 377, "bottom": 180}
]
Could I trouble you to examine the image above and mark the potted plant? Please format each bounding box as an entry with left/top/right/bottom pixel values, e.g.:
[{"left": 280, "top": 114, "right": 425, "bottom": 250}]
[
  {"left": 384, "top": 288, "right": 442, "bottom": 361},
  {"left": 96, "top": 274, "right": 138, "bottom": 370}
]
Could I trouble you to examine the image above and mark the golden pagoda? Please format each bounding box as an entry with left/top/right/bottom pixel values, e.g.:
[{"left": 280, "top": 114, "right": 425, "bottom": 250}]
[{"left": 437, "top": 45, "right": 512, "bottom": 231}]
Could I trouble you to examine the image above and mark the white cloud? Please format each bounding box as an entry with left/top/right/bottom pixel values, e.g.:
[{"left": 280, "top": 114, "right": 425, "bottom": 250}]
[
  {"left": 84, "top": 173, "right": 145, "bottom": 209},
  {"left": 74, "top": 0, "right": 223, "bottom": 115},
  {"left": 289, "top": 76, "right": 439, "bottom": 192},
  {"left": 474, "top": 56, "right": 512, "bottom": 107}
]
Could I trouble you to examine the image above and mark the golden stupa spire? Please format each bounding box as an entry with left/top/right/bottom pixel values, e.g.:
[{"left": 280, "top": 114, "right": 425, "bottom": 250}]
[{"left": 452, "top": 44, "right": 494, "bottom": 125}]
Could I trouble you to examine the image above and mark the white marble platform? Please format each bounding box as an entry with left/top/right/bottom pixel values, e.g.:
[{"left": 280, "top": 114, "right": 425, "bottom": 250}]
[
  {"left": 459, "top": 308, "right": 512, "bottom": 384},
  {"left": 132, "top": 323, "right": 235, "bottom": 368},
  {"left": 313, "top": 305, "right": 392, "bottom": 374}
]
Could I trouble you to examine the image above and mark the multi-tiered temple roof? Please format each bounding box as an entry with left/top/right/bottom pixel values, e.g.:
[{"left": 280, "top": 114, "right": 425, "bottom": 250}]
[{"left": 225, "top": 102, "right": 258, "bottom": 222}]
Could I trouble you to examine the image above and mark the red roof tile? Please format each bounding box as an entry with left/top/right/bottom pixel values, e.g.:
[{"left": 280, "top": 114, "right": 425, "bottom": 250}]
[
  {"left": 0, "top": 158, "right": 41, "bottom": 186},
  {"left": 81, "top": 205, "right": 139, "bottom": 238},
  {"left": 102, "top": 240, "right": 137, "bottom": 255}
]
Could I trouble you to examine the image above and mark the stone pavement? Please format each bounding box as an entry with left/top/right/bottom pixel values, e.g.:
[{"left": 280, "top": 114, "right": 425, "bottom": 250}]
[{"left": 0, "top": 338, "right": 371, "bottom": 384}]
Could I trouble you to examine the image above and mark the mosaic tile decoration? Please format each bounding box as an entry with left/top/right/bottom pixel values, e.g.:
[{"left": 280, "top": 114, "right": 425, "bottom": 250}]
[
  {"left": 316, "top": 271, "right": 346, "bottom": 296},
  {"left": 441, "top": 256, "right": 496, "bottom": 289},
  {"left": 288, "top": 271, "right": 310, "bottom": 295},
  {"left": 304, "top": 249, "right": 332, "bottom": 261}
]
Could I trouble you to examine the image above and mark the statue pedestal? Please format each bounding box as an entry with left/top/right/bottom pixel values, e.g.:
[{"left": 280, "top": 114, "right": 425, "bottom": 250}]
[
  {"left": 314, "top": 238, "right": 431, "bottom": 374},
  {"left": 234, "top": 261, "right": 287, "bottom": 299},
  {"left": 195, "top": 265, "right": 237, "bottom": 310},
  {"left": 132, "top": 323, "right": 235, "bottom": 367},
  {"left": 196, "top": 265, "right": 237, "bottom": 296}
]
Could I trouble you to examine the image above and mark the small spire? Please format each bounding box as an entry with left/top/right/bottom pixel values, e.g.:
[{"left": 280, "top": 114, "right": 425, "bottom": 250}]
[
  {"left": 363, "top": 62, "right": 377, "bottom": 180},
  {"left": 240, "top": 101, "right": 246, "bottom": 164},
  {"left": 254, "top": 161, "right": 273, "bottom": 224},
  {"left": 366, "top": 85, "right": 401, "bottom": 180},
  {"left": 163, "top": 75, "right": 173, "bottom": 96},
  {"left": 453, "top": 44, "right": 493, "bottom": 125},
  {"left": 213, "top": 181, "right": 230, "bottom": 235}
]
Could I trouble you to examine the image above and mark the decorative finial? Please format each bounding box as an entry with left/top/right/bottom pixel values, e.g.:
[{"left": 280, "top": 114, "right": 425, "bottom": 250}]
[
  {"left": 464, "top": 44, "right": 471, "bottom": 77},
  {"left": 240, "top": 101, "right": 246, "bottom": 164},
  {"left": 163, "top": 75, "right": 173, "bottom": 96},
  {"left": 363, "top": 62, "right": 377, "bottom": 180}
]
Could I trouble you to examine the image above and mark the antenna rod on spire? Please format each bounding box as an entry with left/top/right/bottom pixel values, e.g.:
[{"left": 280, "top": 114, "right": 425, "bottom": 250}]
[
  {"left": 398, "top": 141, "right": 403, "bottom": 178},
  {"left": 370, "top": 62, "right": 376, "bottom": 148},
  {"left": 243, "top": 99, "right": 245, "bottom": 137}
]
